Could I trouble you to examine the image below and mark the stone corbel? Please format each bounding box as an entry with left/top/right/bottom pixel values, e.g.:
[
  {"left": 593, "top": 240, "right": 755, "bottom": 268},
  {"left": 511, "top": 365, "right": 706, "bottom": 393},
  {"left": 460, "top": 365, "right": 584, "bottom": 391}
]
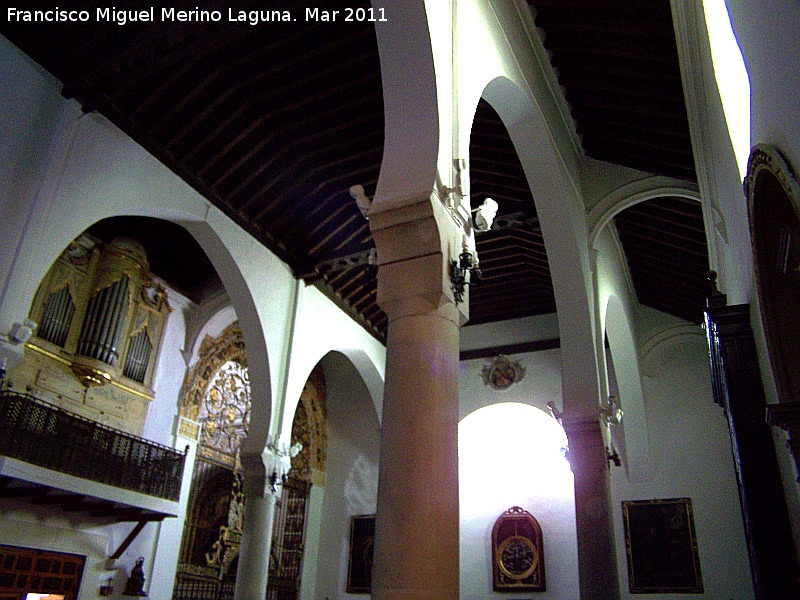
[{"left": 766, "top": 402, "right": 800, "bottom": 481}]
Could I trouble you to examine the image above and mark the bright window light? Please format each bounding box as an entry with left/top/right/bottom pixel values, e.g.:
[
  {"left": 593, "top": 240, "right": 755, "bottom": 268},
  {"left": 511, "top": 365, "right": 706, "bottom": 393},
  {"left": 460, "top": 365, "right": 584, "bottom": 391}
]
[
  {"left": 703, "top": 0, "right": 751, "bottom": 179},
  {"left": 459, "top": 402, "right": 572, "bottom": 517}
]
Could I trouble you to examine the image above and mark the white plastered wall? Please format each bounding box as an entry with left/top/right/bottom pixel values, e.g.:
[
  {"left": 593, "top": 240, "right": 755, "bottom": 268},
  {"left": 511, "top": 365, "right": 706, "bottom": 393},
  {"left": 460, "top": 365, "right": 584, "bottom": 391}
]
[
  {"left": 611, "top": 313, "right": 754, "bottom": 599},
  {"left": 305, "top": 351, "right": 382, "bottom": 600},
  {"left": 277, "top": 283, "right": 385, "bottom": 445},
  {"left": 668, "top": 0, "right": 800, "bottom": 553},
  {"left": 458, "top": 317, "right": 575, "bottom": 599},
  {"left": 593, "top": 226, "right": 652, "bottom": 482}
]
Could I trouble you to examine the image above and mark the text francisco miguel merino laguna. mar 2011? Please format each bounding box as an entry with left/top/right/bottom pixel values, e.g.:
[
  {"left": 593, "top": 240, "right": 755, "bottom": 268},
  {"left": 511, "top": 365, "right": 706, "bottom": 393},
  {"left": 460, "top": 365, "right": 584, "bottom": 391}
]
[{"left": 6, "top": 6, "right": 389, "bottom": 26}]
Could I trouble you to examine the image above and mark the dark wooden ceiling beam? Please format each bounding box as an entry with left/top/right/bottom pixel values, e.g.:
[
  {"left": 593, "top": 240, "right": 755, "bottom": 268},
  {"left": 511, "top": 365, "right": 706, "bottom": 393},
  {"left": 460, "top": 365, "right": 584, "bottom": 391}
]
[
  {"left": 200, "top": 109, "right": 381, "bottom": 182},
  {"left": 584, "top": 147, "right": 696, "bottom": 180},
  {"left": 621, "top": 245, "right": 709, "bottom": 274},
  {"left": 0, "top": 485, "right": 50, "bottom": 498},
  {"left": 179, "top": 53, "right": 377, "bottom": 165},
  {"left": 479, "top": 234, "right": 548, "bottom": 254},
  {"left": 478, "top": 248, "right": 550, "bottom": 268},
  {"left": 30, "top": 493, "right": 87, "bottom": 506},
  {"left": 549, "top": 44, "right": 679, "bottom": 65},
  {"left": 133, "top": 26, "right": 323, "bottom": 118},
  {"left": 568, "top": 92, "right": 688, "bottom": 122},
  {"left": 630, "top": 279, "right": 708, "bottom": 306},
  {"left": 207, "top": 93, "right": 382, "bottom": 189},
  {"left": 532, "top": 0, "right": 672, "bottom": 17},
  {"left": 539, "top": 21, "right": 677, "bottom": 39},
  {"left": 560, "top": 77, "right": 686, "bottom": 105},
  {"left": 63, "top": 500, "right": 116, "bottom": 512},
  {"left": 272, "top": 149, "right": 383, "bottom": 225},
  {"left": 272, "top": 167, "right": 377, "bottom": 244},
  {"left": 164, "top": 67, "right": 379, "bottom": 155},
  {"left": 617, "top": 225, "right": 709, "bottom": 257},
  {"left": 624, "top": 198, "right": 705, "bottom": 220},
  {"left": 468, "top": 290, "right": 551, "bottom": 307},
  {"left": 577, "top": 119, "right": 692, "bottom": 143},
  {"left": 550, "top": 56, "right": 682, "bottom": 85},
  {"left": 572, "top": 106, "right": 689, "bottom": 134},
  {"left": 617, "top": 210, "right": 707, "bottom": 238},
  {"left": 583, "top": 135, "right": 693, "bottom": 163},
  {"left": 152, "top": 26, "right": 372, "bottom": 135},
  {"left": 307, "top": 214, "right": 362, "bottom": 257},
  {"left": 242, "top": 133, "right": 381, "bottom": 217}
]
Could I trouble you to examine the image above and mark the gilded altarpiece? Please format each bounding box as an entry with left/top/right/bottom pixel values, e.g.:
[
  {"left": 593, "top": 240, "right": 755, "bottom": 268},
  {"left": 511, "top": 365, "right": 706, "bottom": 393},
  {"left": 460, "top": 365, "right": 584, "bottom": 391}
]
[
  {"left": 174, "top": 323, "right": 250, "bottom": 600},
  {"left": 173, "top": 325, "right": 328, "bottom": 600}
]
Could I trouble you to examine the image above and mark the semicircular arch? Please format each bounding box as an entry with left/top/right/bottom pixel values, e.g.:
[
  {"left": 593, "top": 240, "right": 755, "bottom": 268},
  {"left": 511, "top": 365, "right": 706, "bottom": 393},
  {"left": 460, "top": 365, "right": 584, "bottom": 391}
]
[
  {"left": 5, "top": 119, "right": 278, "bottom": 458},
  {"left": 478, "top": 75, "right": 601, "bottom": 410},
  {"left": 372, "top": 0, "right": 439, "bottom": 206},
  {"left": 588, "top": 177, "right": 703, "bottom": 249}
]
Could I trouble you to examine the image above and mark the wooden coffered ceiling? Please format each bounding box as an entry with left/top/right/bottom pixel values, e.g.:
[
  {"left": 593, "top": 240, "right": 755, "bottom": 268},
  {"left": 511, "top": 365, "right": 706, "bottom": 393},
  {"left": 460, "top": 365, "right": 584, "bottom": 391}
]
[{"left": 1, "top": 0, "right": 710, "bottom": 343}]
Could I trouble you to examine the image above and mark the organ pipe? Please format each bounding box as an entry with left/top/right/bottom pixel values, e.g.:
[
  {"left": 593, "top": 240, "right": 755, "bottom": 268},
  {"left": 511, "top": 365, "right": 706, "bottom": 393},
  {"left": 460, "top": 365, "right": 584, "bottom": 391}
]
[{"left": 77, "top": 276, "right": 130, "bottom": 366}]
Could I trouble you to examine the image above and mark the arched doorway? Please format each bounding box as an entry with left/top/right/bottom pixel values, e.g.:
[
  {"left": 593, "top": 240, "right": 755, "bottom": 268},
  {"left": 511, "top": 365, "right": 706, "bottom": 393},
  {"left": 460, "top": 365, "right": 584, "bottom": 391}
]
[{"left": 267, "top": 366, "right": 327, "bottom": 600}]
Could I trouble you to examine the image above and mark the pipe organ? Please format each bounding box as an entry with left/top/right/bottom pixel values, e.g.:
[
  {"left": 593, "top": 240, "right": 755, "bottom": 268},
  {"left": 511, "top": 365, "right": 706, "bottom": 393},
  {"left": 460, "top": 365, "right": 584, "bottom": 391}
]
[{"left": 12, "top": 234, "right": 172, "bottom": 435}]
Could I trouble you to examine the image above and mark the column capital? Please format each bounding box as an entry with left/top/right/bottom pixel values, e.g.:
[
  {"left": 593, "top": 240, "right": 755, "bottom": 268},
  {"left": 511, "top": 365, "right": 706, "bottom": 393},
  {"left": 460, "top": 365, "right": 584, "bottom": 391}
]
[
  {"left": 239, "top": 451, "right": 270, "bottom": 498},
  {"left": 370, "top": 190, "right": 469, "bottom": 325}
]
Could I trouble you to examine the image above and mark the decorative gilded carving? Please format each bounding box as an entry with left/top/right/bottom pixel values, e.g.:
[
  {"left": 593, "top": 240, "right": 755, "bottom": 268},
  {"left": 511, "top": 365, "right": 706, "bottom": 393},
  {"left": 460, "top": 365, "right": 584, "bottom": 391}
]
[
  {"left": 291, "top": 366, "right": 328, "bottom": 479},
  {"left": 205, "top": 473, "right": 246, "bottom": 577},
  {"left": 745, "top": 143, "right": 800, "bottom": 414},
  {"left": 70, "top": 362, "right": 112, "bottom": 387},
  {"left": 492, "top": 506, "right": 546, "bottom": 592},
  {"left": 200, "top": 360, "right": 251, "bottom": 457},
  {"left": 180, "top": 322, "right": 248, "bottom": 424},
  {"left": 177, "top": 416, "right": 202, "bottom": 442}
]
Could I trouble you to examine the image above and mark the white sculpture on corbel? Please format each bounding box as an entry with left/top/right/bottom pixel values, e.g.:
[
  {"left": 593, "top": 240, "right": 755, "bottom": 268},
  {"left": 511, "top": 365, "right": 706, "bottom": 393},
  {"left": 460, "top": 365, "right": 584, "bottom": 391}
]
[{"left": 265, "top": 436, "right": 303, "bottom": 493}]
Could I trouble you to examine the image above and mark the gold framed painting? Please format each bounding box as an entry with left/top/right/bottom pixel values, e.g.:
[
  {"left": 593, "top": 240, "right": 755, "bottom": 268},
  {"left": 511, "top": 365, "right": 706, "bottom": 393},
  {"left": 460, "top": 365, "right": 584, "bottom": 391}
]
[{"left": 622, "top": 498, "right": 703, "bottom": 594}]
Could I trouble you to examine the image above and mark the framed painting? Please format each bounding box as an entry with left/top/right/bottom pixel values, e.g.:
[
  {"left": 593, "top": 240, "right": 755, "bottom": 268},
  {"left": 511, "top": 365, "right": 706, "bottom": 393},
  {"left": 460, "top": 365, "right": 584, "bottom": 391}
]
[
  {"left": 622, "top": 498, "right": 703, "bottom": 594},
  {"left": 346, "top": 515, "right": 375, "bottom": 594}
]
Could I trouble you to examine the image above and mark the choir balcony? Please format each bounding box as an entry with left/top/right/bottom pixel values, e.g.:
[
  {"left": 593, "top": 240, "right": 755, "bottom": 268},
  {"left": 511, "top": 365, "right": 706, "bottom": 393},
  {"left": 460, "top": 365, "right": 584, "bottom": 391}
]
[{"left": 0, "top": 388, "right": 185, "bottom": 522}]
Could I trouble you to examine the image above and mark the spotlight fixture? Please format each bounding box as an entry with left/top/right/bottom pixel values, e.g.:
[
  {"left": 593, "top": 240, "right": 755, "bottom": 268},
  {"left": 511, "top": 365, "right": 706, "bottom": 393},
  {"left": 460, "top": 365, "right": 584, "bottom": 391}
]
[
  {"left": 600, "top": 395, "right": 624, "bottom": 427},
  {"left": 472, "top": 197, "right": 499, "bottom": 232},
  {"left": 9, "top": 319, "right": 36, "bottom": 344}
]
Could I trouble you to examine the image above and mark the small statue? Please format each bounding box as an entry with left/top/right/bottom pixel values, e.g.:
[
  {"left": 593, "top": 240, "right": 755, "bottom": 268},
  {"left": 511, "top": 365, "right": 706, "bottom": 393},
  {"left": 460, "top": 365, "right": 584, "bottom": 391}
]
[{"left": 123, "top": 557, "right": 147, "bottom": 597}]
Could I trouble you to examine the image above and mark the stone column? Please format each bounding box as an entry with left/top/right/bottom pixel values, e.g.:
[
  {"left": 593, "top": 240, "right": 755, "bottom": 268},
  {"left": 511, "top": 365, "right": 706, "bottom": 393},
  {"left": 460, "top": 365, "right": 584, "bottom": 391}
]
[
  {"left": 563, "top": 416, "right": 620, "bottom": 600},
  {"left": 234, "top": 451, "right": 279, "bottom": 600},
  {"left": 370, "top": 196, "right": 464, "bottom": 600}
]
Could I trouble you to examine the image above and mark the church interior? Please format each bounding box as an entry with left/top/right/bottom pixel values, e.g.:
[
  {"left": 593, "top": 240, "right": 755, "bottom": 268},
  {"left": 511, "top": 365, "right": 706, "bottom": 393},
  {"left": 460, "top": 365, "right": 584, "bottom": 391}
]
[{"left": 1, "top": 1, "right": 799, "bottom": 599}]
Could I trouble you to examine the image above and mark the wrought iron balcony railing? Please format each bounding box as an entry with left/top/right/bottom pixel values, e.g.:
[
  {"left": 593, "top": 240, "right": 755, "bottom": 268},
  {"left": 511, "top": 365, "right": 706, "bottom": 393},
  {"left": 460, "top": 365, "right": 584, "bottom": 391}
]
[{"left": 0, "top": 389, "right": 185, "bottom": 501}]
